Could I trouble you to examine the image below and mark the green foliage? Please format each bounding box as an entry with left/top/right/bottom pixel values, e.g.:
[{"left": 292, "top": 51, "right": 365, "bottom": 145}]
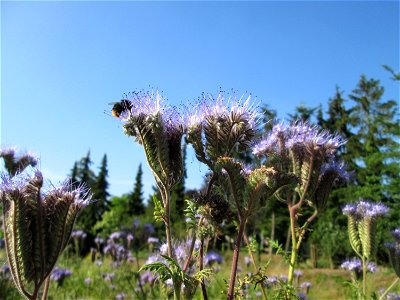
[{"left": 153, "top": 194, "right": 165, "bottom": 223}]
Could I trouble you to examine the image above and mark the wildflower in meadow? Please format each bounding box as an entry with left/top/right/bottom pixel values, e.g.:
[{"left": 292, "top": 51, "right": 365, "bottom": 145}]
[
  {"left": 115, "top": 292, "right": 126, "bottom": 300},
  {"left": 204, "top": 252, "right": 223, "bottom": 266},
  {"left": 340, "top": 258, "right": 377, "bottom": 274},
  {"left": 0, "top": 170, "right": 90, "bottom": 300},
  {"left": 253, "top": 121, "right": 350, "bottom": 286},
  {"left": 300, "top": 281, "right": 312, "bottom": 295},
  {"left": 84, "top": 277, "right": 92, "bottom": 285},
  {"left": 386, "top": 228, "right": 400, "bottom": 278},
  {"left": 50, "top": 268, "right": 72, "bottom": 286},
  {"left": 113, "top": 90, "right": 184, "bottom": 259},
  {"left": 147, "top": 237, "right": 160, "bottom": 244}
]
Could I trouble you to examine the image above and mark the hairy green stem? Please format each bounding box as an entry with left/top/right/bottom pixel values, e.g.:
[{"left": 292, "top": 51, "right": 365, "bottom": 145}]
[
  {"left": 199, "top": 238, "right": 209, "bottom": 300},
  {"left": 287, "top": 204, "right": 298, "bottom": 286},
  {"left": 362, "top": 256, "right": 367, "bottom": 298},
  {"left": 227, "top": 220, "right": 246, "bottom": 300},
  {"left": 41, "top": 276, "right": 51, "bottom": 300},
  {"left": 378, "top": 278, "right": 400, "bottom": 300}
]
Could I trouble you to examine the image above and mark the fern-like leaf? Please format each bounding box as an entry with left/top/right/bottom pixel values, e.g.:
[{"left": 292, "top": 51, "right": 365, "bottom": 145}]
[{"left": 348, "top": 216, "right": 362, "bottom": 257}]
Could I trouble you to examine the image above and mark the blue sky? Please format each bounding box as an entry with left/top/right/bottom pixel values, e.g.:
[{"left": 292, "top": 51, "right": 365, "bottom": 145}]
[{"left": 1, "top": 1, "right": 399, "bottom": 199}]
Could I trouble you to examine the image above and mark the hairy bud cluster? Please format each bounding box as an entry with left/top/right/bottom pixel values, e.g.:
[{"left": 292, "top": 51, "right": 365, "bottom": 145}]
[
  {"left": 342, "top": 199, "right": 389, "bottom": 260},
  {"left": 0, "top": 171, "right": 90, "bottom": 299},
  {"left": 0, "top": 147, "right": 38, "bottom": 177}
]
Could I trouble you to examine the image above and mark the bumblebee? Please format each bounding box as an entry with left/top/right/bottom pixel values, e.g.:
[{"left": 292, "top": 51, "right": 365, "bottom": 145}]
[{"left": 110, "top": 100, "right": 133, "bottom": 118}]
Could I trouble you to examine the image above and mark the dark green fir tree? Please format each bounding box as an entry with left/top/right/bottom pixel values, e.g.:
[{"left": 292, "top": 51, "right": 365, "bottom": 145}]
[{"left": 127, "top": 163, "right": 145, "bottom": 215}]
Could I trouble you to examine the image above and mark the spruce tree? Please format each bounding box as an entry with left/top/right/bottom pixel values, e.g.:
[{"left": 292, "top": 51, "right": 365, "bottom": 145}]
[
  {"left": 92, "top": 154, "right": 110, "bottom": 220},
  {"left": 127, "top": 163, "right": 145, "bottom": 215},
  {"left": 171, "top": 143, "right": 186, "bottom": 219}
]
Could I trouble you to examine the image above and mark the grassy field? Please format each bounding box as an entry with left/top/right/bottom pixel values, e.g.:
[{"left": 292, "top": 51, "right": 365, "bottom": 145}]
[{"left": 1, "top": 248, "right": 399, "bottom": 300}]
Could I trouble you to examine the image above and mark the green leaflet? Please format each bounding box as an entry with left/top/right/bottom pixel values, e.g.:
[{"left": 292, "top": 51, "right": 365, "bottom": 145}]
[
  {"left": 153, "top": 194, "right": 165, "bottom": 223},
  {"left": 348, "top": 216, "right": 362, "bottom": 257}
]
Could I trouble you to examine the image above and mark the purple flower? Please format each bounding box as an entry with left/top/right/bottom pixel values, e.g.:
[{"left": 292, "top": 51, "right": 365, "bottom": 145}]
[
  {"left": 264, "top": 276, "right": 278, "bottom": 287},
  {"left": 140, "top": 271, "right": 156, "bottom": 285},
  {"left": 147, "top": 237, "right": 159, "bottom": 244},
  {"left": 205, "top": 252, "right": 223, "bottom": 266},
  {"left": 143, "top": 223, "right": 155, "bottom": 234},
  {"left": 84, "top": 277, "right": 92, "bottom": 285},
  {"left": 294, "top": 269, "right": 303, "bottom": 278},
  {"left": 95, "top": 237, "right": 104, "bottom": 245},
  {"left": 300, "top": 282, "right": 312, "bottom": 289},
  {"left": 71, "top": 230, "right": 87, "bottom": 240},
  {"left": 244, "top": 256, "right": 251, "bottom": 267},
  {"left": 115, "top": 293, "right": 126, "bottom": 300},
  {"left": 392, "top": 228, "right": 400, "bottom": 241},
  {"left": 340, "top": 258, "right": 376, "bottom": 273},
  {"left": 109, "top": 231, "right": 126, "bottom": 241},
  {"left": 386, "top": 293, "right": 400, "bottom": 300},
  {"left": 50, "top": 268, "right": 72, "bottom": 284},
  {"left": 342, "top": 200, "right": 389, "bottom": 219},
  {"left": 0, "top": 265, "right": 10, "bottom": 275},
  {"left": 127, "top": 233, "right": 134, "bottom": 242}
]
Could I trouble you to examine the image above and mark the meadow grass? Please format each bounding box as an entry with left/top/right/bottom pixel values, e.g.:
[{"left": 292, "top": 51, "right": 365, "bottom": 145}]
[{"left": 1, "top": 249, "right": 399, "bottom": 299}]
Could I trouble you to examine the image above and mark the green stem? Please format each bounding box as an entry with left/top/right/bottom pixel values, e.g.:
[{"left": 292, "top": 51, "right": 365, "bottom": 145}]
[
  {"left": 362, "top": 256, "right": 367, "bottom": 299},
  {"left": 287, "top": 204, "right": 298, "bottom": 286},
  {"left": 41, "top": 276, "right": 51, "bottom": 300},
  {"left": 163, "top": 190, "right": 173, "bottom": 258},
  {"left": 200, "top": 238, "right": 209, "bottom": 300},
  {"left": 243, "top": 232, "right": 268, "bottom": 300},
  {"left": 378, "top": 278, "right": 400, "bottom": 300},
  {"left": 227, "top": 220, "right": 246, "bottom": 300}
]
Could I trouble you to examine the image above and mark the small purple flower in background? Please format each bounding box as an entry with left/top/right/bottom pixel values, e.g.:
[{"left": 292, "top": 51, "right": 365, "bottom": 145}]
[
  {"left": 115, "top": 293, "right": 126, "bottom": 300},
  {"left": 294, "top": 269, "right": 303, "bottom": 278},
  {"left": 340, "top": 258, "right": 376, "bottom": 273},
  {"left": 255, "top": 291, "right": 262, "bottom": 298},
  {"left": 147, "top": 237, "right": 159, "bottom": 244},
  {"left": 0, "top": 265, "right": 10, "bottom": 279},
  {"left": 109, "top": 285, "right": 116, "bottom": 290},
  {"left": 95, "top": 237, "right": 104, "bottom": 245},
  {"left": 103, "top": 273, "right": 115, "bottom": 282},
  {"left": 0, "top": 239, "right": 5, "bottom": 249},
  {"left": 298, "top": 292, "right": 309, "bottom": 300},
  {"left": 109, "top": 231, "right": 126, "bottom": 241},
  {"left": 205, "top": 252, "right": 223, "bottom": 266},
  {"left": 71, "top": 229, "right": 87, "bottom": 240},
  {"left": 127, "top": 233, "right": 134, "bottom": 242},
  {"left": 300, "top": 281, "right": 312, "bottom": 294},
  {"left": 265, "top": 276, "right": 278, "bottom": 287},
  {"left": 140, "top": 271, "right": 156, "bottom": 285},
  {"left": 244, "top": 256, "right": 251, "bottom": 267},
  {"left": 143, "top": 223, "right": 155, "bottom": 234},
  {"left": 279, "top": 275, "right": 288, "bottom": 282},
  {"left": 84, "top": 277, "right": 92, "bottom": 285},
  {"left": 50, "top": 268, "right": 72, "bottom": 286},
  {"left": 342, "top": 200, "right": 389, "bottom": 219},
  {"left": 386, "top": 293, "right": 400, "bottom": 300},
  {"left": 95, "top": 260, "right": 103, "bottom": 267}
]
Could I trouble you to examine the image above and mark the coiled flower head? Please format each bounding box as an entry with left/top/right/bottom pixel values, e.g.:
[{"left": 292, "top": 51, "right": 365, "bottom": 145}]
[
  {"left": 186, "top": 91, "right": 260, "bottom": 168},
  {"left": 342, "top": 199, "right": 389, "bottom": 260},
  {"left": 113, "top": 90, "right": 184, "bottom": 190},
  {"left": 0, "top": 171, "right": 90, "bottom": 299}
]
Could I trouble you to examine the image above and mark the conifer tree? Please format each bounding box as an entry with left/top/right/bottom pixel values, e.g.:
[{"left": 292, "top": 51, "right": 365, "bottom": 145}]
[
  {"left": 127, "top": 163, "right": 145, "bottom": 215},
  {"left": 92, "top": 154, "right": 110, "bottom": 220},
  {"left": 171, "top": 143, "right": 186, "bottom": 219}
]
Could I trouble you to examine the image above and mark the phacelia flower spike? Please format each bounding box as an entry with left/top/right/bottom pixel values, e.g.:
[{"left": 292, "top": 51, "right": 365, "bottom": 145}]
[
  {"left": 186, "top": 91, "right": 260, "bottom": 168},
  {"left": 0, "top": 171, "right": 90, "bottom": 299},
  {"left": 113, "top": 90, "right": 184, "bottom": 190},
  {"left": 343, "top": 199, "right": 389, "bottom": 260}
]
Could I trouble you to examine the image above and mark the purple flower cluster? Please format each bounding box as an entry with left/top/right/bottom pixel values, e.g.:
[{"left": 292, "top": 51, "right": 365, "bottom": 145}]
[
  {"left": 204, "top": 252, "right": 223, "bottom": 266},
  {"left": 117, "top": 90, "right": 184, "bottom": 136},
  {"left": 342, "top": 199, "right": 389, "bottom": 219},
  {"left": 50, "top": 268, "right": 72, "bottom": 284},
  {"left": 385, "top": 227, "right": 400, "bottom": 254},
  {"left": 104, "top": 241, "right": 131, "bottom": 263},
  {"left": 340, "top": 258, "right": 377, "bottom": 273},
  {"left": 252, "top": 121, "right": 344, "bottom": 157},
  {"left": 71, "top": 230, "right": 87, "bottom": 240},
  {"left": 300, "top": 281, "right": 312, "bottom": 289},
  {"left": 294, "top": 269, "right": 303, "bottom": 278},
  {"left": 185, "top": 92, "right": 259, "bottom": 131}
]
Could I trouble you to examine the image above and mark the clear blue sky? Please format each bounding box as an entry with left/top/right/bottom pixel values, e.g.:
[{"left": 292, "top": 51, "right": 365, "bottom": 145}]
[{"left": 1, "top": 1, "right": 399, "bottom": 199}]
